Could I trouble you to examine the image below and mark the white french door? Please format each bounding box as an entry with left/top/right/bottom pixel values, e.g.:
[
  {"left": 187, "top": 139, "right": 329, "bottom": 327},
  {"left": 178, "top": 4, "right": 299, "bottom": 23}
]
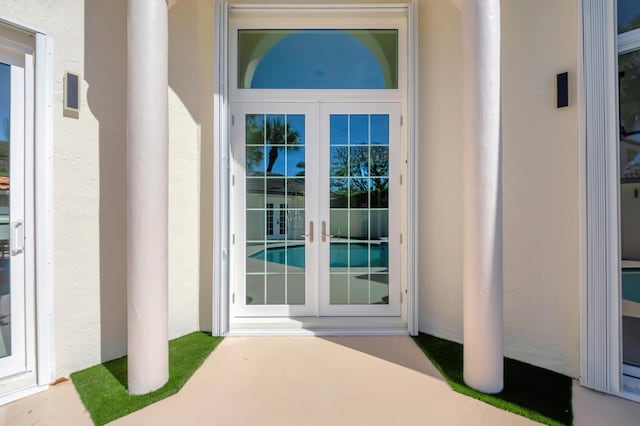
[
  {"left": 231, "top": 102, "right": 401, "bottom": 318},
  {"left": 0, "top": 45, "right": 32, "bottom": 378},
  {"left": 232, "top": 103, "right": 319, "bottom": 317}
]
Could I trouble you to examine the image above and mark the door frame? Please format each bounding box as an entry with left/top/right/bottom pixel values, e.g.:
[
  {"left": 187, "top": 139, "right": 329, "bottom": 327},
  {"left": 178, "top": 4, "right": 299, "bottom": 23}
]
[
  {"left": 579, "top": 0, "right": 640, "bottom": 402},
  {"left": 0, "top": 17, "right": 54, "bottom": 403},
  {"left": 0, "top": 44, "right": 30, "bottom": 378},
  {"left": 212, "top": 1, "right": 420, "bottom": 335}
]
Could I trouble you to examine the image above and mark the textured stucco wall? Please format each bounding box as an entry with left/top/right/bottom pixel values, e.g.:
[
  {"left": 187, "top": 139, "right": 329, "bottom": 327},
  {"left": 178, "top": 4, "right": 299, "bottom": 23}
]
[
  {"left": 418, "top": 0, "right": 465, "bottom": 347},
  {"left": 418, "top": 0, "right": 580, "bottom": 377},
  {"left": 0, "top": 0, "right": 206, "bottom": 377},
  {"left": 1, "top": 0, "right": 102, "bottom": 378},
  {"left": 501, "top": 0, "right": 579, "bottom": 377}
]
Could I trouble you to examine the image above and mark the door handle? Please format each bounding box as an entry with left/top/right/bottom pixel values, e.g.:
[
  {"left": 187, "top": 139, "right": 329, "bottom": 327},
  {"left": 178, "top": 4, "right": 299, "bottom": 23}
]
[
  {"left": 301, "top": 221, "right": 314, "bottom": 243},
  {"left": 11, "top": 221, "right": 24, "bottom": 256},
  {"left": 322, "top": 221, "right": 334, "bottom": 242}
]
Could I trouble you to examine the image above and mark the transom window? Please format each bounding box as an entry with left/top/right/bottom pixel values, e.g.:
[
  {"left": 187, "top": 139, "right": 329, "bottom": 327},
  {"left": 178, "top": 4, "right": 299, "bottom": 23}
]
[{"left": 237, "top": 29, "right": 398, "bottom": 89}]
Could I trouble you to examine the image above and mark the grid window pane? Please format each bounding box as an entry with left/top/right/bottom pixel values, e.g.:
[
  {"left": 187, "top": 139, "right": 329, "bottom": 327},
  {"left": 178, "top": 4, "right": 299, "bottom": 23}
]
[
  {"left": 328, "top": 114, "right": 391, "bottom": 305},
  {"left": 244, "top": 113, "right": 307, "bottom": 306}
]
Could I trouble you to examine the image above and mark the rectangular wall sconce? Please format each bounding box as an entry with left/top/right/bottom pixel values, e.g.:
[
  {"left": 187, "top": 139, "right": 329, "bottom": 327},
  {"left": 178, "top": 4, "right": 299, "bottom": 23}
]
[
  {"left": 64, "top": 71, "right": 81, "bottom": 114},
  {"left": 557, "top": 72, "right": 568, "bottom": 108}
]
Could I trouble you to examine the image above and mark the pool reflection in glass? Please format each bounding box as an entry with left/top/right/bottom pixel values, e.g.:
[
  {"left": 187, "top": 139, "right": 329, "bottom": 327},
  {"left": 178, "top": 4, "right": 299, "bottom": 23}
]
[{"left": 245, "top": 113, "right": 306, "bottom": 305}]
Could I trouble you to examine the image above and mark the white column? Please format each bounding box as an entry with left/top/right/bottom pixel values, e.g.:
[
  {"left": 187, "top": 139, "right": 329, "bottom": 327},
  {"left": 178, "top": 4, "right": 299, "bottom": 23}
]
[
  {"left": 462, "top": 0, "right": 503, "bottom": 394},
  {"left": 126, "top": 0, "right": 169, "bottom": 395}
]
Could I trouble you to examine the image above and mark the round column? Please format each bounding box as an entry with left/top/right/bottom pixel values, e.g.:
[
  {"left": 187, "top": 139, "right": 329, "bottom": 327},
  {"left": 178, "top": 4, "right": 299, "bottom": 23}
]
[
  {"left": 126, "top": 0, "right": 169, "bottom": 395},
  {"left": 462, "top": 0, "right": 503, "bottom": 394}
]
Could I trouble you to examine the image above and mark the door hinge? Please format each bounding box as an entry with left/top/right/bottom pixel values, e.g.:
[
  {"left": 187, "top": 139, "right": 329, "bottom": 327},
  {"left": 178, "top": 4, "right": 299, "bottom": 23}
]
[
  {"left": 400, "top": 174, "right": 403, "bottom": 185},
  {"left": 232, "top": 174, "right": 235, "bottom": 186},
  {"left": 400, "top": 233, "right": 403, "bottom": 244},
  {"left": 400, "top": 115, "right": 403, "bottom": 126},
  {"left": 400, "top": 291, "right": 403, "bottom": 303},
  {"left": 232, "top": 115, "right": 235, "bottom": 126},
  {"left": 232, "top": 293, "right": 235, "bottom": 304},
  {"left": 232, "top": 234, "right": 235, "bottom": 244}
]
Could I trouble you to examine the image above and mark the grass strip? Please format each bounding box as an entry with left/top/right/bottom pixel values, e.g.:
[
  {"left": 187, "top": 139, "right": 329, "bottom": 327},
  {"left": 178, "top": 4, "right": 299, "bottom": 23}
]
[
  {"left": 71, "top": 332, "right": 223, "bottom": 425},
  {"left": 412, "top": 333, "right": 572, "bottom": 425}
]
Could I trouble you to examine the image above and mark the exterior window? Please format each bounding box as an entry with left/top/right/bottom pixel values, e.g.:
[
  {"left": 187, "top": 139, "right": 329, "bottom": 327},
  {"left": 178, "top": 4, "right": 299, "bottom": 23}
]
[
  {"left": 279, "top": 204, "right": 286, "bottom": 235},
  {"left": 237, "top": 29, "right": 398, "bottom": 89},
  {"left": 618, "top": 0, "right": 640, "bottom": 34},
  {"left": 618, "top": 0, "right": 640, "bottom": 393}
]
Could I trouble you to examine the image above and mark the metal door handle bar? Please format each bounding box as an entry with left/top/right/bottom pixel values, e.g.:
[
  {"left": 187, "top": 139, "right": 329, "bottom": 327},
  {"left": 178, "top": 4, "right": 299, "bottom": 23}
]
[
  {"left": 322, "top": 221, "right": 334, "bottom": 242},
  {"left": 301, "top": 221, "right": 314, "bottom": 243},
  {"left": 11, "top": 221, "right": 24, "bottom": 256}
]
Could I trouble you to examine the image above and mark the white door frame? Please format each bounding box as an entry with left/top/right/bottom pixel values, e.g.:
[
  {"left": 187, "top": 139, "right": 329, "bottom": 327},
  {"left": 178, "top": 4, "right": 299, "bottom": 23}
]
[
  {"left": 0, "top": 18, "right": 55, "bottom": 403},
  {"left": 580, "top": 0, "right": 640, "bottom": 403},
  {"left": 0, "top": 45, "right": 29, "bottom": 378},
  {"left": 213, "top": 0, "right": 419, "bottom": 335}
]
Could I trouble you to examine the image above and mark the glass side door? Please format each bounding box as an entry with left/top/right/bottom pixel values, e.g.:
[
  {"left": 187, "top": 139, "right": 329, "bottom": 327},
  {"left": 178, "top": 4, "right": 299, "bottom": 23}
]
[
  {"left": 0, "top": 47, "right": 28, "bottom": 377},
  {"left": 318, "top": 103, "right": 401, "bottom": 316},
  {"left": 619, "top": 46, "right": 640, "bottom": 393},
  {"left": 231, "top": 103, "right": 318, "bottom": 316}
]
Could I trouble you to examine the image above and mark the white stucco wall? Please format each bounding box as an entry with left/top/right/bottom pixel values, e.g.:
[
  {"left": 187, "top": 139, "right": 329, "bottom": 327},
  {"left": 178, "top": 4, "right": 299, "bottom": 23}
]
[
  {"left": 418, "top": 0, "right": 580, "bottom": 377},
  {"left": 1, "top": 0, "right": 102, "bottom": 378},
  {"left": 167, "top": 0, "right": 214, "bottom": 345},
  {"left": 0, "top": 0, "right": 205, "bottom": 377},
  {"left": 501, "top": 0, "right": 579, "bottom": 376},
  {"left": 419, "top": 0, "right": 465, "bottom": 345}
]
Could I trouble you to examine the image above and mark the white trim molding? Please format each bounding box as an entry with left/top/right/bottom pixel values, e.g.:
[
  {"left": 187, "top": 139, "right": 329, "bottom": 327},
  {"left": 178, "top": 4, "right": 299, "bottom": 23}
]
[
  {"left": 618, "top": 28, "right": 640, "bottom": 55},
  {"left": 407, "top": 0, "right": 419, "bottom": 336},
  {"left": 34, "top": 32, "right": 55, "bottom": 386},
  {"left": 580, "top": 0, "right": 621, "bottom": 394},
  {"left": 213, "top": 0, "right": 231, "bottom": 336}
]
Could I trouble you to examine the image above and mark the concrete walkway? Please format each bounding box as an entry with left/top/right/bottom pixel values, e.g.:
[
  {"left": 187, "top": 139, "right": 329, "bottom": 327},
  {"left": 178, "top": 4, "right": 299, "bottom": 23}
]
[{"left": 0, "top": 336, "right": 639, "bottom": 425}]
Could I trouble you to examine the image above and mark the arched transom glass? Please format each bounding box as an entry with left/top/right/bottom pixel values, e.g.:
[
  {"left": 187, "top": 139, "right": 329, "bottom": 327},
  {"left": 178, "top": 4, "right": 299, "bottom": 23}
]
[{"left": 237, "top": 29, "right": 398, "bottom": 89}]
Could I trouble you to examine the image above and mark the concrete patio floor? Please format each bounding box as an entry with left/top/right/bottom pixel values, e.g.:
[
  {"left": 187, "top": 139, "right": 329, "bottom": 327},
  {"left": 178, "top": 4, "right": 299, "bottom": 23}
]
[{"left": 0, "top": 336, "right": 640, "bottom": 425}]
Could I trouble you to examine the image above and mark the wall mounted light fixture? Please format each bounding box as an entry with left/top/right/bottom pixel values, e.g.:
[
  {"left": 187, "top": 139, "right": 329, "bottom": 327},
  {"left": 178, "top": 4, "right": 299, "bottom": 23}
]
[
  {"left": 63, "top": 71, "right": 80, "bottom": 114},
  {"left": 557, "top": 72, "right": 568, "bottom": 108}
]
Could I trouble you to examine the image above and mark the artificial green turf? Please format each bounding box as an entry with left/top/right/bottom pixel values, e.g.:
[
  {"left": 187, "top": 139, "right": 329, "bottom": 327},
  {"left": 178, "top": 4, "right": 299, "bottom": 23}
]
[
  {"left": 412, "top": 333, "right": 573, "bottom": 426},
  {"left": 71, "top": 332, "right": 223, "bottom": 426}
]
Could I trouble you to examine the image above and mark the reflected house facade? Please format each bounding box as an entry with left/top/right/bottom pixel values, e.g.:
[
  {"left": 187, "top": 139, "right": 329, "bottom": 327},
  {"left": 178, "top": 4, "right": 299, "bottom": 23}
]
[
  {"left": 246, "top": 174, "right": 306, "bottom": 241},
  {"left": 1, "top": 0, "right": 640, "bottom": 413}
]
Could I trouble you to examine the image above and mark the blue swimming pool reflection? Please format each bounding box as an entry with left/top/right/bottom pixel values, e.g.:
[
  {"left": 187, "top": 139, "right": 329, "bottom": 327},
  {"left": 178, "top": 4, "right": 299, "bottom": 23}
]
[{"left": 250, "top": 242, "right": 388, "bottom": 269}]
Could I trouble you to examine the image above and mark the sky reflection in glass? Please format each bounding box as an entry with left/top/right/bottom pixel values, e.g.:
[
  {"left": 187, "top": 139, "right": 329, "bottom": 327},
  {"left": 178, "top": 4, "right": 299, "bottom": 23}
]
[
  {"left": 239, "top": 29, "right": 397, "bottom": 89},
  {"left": 619, "top": 0, "right": 640, "bottom": 34}
]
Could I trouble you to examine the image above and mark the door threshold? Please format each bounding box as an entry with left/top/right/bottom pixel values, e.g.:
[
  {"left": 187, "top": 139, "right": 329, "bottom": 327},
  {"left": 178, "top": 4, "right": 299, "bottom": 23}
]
[{"left": 228, "top": 316, "right": 408, "bottom": 336}]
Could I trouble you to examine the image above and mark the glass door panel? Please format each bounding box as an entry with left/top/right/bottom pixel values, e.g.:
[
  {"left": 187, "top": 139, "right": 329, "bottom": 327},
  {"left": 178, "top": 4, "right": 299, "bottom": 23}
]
[
  {"left": 619, "top": 49, "right": 640, "bottom": 391},
  {"left": 233, "top": 104, "right": 317, "bottom": 316},
  {"left": 232, "top": 102, "right": 400, "bottom": 318},
  {"left": 0, "top": 48, "right": 28, "bottom": 377},
  {"left": 319, "top": 104, "right": 401, "bottom": 316}
]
